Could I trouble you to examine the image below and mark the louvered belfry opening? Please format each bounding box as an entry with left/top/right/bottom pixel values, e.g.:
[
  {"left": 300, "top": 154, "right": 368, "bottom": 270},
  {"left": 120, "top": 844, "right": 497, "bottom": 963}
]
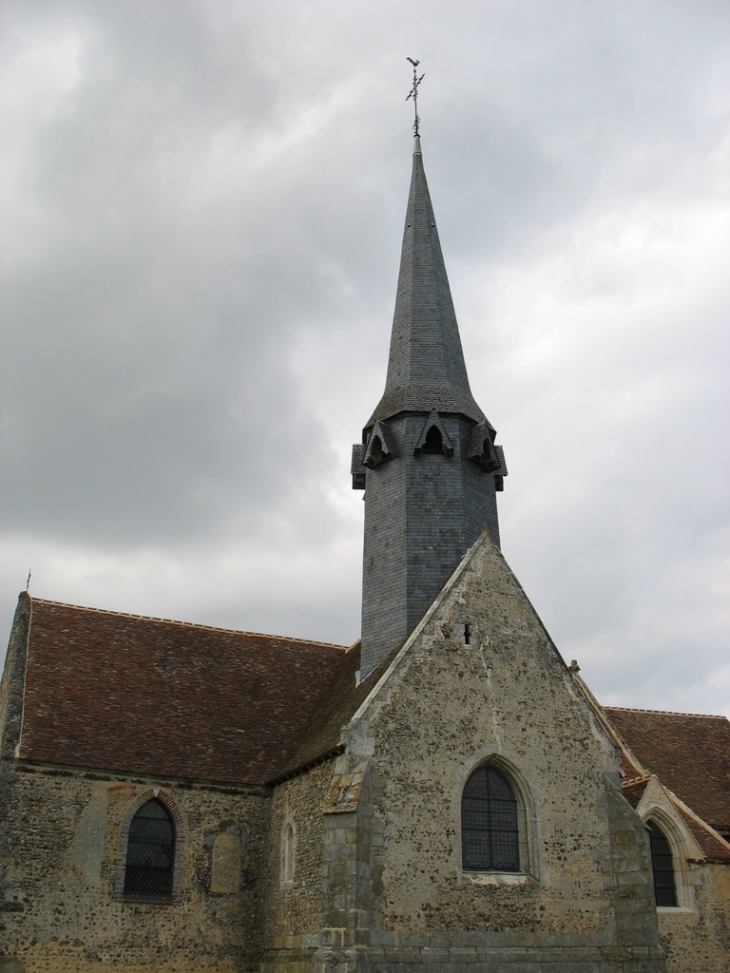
[
  {"left": 123, "top": 799, "right": 175, "bottom": 898},
  {"left": 462, "top": 765, "right": 520, "bottom": 872}
]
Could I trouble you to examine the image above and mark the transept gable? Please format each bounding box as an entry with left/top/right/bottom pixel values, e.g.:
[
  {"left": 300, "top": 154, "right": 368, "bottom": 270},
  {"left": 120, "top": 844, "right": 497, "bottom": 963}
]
[{"left": 341, "top": 530, "right": 616, "bottom": 774}]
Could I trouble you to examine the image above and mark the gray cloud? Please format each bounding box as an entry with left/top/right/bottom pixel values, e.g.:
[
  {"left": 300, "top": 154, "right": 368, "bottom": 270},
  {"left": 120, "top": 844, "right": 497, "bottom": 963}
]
[{"left": 2, "top": 0, "right": 729, "bottom": 715}]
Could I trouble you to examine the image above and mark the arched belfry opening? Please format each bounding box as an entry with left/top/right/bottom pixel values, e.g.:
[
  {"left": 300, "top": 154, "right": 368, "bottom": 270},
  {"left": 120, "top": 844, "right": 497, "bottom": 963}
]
[
  {"left": 369, "top": 435, "right": 383, "bottom": 465},
  {"left": 422, "top": 425, "right": 443, "bottom": 454}
]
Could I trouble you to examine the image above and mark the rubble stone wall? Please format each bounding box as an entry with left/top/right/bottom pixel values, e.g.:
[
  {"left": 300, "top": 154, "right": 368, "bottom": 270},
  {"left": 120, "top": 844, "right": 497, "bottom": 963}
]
[
  {"left": 327, "top": 537, "right": 667, "bottom": 971},
  {"left": 0, "top": 765, "right": 267, "bottom": 973}
]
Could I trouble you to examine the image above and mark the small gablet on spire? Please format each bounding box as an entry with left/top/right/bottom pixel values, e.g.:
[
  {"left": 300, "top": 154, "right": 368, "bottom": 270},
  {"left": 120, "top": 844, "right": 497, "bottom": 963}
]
[{"left": 406, "top": 57, "right": 424, "bottom": 137}]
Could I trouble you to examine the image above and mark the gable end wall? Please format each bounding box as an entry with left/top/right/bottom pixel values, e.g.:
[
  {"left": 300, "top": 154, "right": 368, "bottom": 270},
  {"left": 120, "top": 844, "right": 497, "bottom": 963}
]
[{"left": 333, "top": 535, "right": 666, "bottom": 971}]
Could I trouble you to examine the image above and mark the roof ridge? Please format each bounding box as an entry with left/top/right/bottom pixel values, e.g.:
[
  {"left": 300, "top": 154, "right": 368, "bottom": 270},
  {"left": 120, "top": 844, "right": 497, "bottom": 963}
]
[
  {"left": 26, "top": 595, "right": 349, "bottom": 651},
  {"left": 605, "top": 705, "right": 728, "bottom": 720}
]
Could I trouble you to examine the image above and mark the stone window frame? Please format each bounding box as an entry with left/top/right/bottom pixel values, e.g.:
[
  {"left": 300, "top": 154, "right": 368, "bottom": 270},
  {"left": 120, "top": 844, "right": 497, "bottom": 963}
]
[
  {"left": 114, "top": 788, "right": 185, "bottom": 904},
  {"left": 641, "top": 807, "right": 695, "bottom": 913},
  {"left": 280, "top": 816, "right": 297, "bottom": 886},
  {"left": 458, "top": 754, "right": 537, "bottom": 885}
]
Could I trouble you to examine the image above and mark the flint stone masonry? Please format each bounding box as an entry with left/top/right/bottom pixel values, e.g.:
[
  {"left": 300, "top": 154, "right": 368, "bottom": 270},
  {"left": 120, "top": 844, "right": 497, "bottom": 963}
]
[
  {"left": 0, "top": 767, "right": 267, "bottom": 973},
  {"left": 318, "top": 533, "right": 667, "bottom": 972},
  {"left": 657, "top": 865, "right": 730, "bottom": 973},
  {"left": 261, "top": 763, "right": 333, "bottom": 972},
  {"left": 626, "top": 776, "right": 730, "bottom": 972}
]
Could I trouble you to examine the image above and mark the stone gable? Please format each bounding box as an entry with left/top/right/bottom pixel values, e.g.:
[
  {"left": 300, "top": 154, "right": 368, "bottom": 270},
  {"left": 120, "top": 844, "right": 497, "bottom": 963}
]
[{"left": 321, "top": 532, "right": 666, "bottom": 971}]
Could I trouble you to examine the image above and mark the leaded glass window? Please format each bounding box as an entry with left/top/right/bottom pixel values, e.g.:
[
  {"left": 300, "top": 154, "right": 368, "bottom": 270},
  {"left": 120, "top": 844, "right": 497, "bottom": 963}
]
[
  {"left": 647, "top": 820, "right": 677, "bottom": 907},
  {"left": 123, "top": 799, "right": 175, "bottom": 898},
  {"left": 462, "top": 764, "right": 520, "bottom": 871}
]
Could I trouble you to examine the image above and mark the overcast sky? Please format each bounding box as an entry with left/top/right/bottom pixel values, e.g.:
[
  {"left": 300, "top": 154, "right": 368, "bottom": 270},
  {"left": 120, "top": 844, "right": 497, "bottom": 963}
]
[{"left": 2, "top": 0, "right": 728, "bottom": 717}]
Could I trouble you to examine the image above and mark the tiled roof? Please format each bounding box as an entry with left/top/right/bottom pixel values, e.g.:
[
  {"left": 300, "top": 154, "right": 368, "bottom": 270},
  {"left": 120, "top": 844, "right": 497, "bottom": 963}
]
[
  {"left": 605, "top": 707, "right": 730, "bottom": 836},
  {"left": 273, "top": 640, "right": 402, "bottom": 782},
  {"left": 674, "top": 803, "right": 730, "bottom": 862},
  {"left": 618, "top": 777, "right": 650, "bottom": 809},
  {"left": 18, "top": 596, "right": 352, "bottom": 787}
]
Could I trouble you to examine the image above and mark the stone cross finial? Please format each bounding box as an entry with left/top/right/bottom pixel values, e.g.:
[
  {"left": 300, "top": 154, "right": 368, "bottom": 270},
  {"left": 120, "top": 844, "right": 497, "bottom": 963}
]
[{"left": 406, "top": 57, "right": 425, "bottom": 137}]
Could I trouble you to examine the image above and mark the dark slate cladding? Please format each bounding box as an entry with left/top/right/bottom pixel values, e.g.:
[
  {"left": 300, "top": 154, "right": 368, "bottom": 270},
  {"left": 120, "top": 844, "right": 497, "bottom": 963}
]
[
  {"left": 357, "top": 138, "right": 504, "bottom": 678},
  {"left": 367, "top": 138, "right": 485, "bottom": 428}
]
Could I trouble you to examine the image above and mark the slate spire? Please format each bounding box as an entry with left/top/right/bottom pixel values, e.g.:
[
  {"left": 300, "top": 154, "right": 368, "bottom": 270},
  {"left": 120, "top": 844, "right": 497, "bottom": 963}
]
[
  {"left": 368, "top": 136, "right": 485, "bottom": 427},
  {"left": 354, "top": 136, "right": 506, "bottom": 679}
]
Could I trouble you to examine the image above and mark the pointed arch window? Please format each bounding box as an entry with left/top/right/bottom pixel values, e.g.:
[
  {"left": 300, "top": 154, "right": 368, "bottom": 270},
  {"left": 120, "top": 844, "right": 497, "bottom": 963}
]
[
  {"left": 647, "top": 819, "right": 678, "bottom": 907},
  {"left": 462, "top": 764, "right": 520, "bottom": 871},
  {"left": 123, "top": 799, "right": 175, "bottom": 898},
  {"left": 281, "top": 820, "right": 296, "bottom": 885}
]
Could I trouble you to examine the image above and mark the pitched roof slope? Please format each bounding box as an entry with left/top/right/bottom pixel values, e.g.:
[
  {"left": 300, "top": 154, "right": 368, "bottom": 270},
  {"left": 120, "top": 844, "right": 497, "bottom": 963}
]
[
  {"left": 273, "top": 640, "right": 403, "bottom": 781},
  {"left": 367, "top": 137, "right": 485, "bottom": 427},
  {"left": 605, "top": 707, "right": 730, "bottom": 836},
  {"left": 18, "top": 595, "right": 351, "bottom": 787}
]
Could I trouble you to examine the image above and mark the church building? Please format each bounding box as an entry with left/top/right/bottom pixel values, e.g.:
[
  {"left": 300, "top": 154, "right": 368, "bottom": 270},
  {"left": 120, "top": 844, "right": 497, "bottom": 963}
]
[{"left": 1, "top": 130, "right": 728, "bottom": 973}]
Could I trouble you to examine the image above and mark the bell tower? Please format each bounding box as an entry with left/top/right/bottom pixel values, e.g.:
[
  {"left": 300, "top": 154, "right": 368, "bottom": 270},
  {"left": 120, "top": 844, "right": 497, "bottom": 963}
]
[{"left": 352, "top": 135, "right": 507, "bottom": 679}]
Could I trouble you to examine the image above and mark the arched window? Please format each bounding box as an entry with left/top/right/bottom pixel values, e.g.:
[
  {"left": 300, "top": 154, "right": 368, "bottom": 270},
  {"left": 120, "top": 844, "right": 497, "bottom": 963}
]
[
  {"left": 281, "top": 820, "right": 296, "bottom": 884},
  {"left": 462, "top": 764, "right": 520, "bottom": 871},
  {"left": 123, "top": 799, "right": 175, "bottom": 898},
  {"left": 647, "top": 819, "right": 678, "bottom": 907}
]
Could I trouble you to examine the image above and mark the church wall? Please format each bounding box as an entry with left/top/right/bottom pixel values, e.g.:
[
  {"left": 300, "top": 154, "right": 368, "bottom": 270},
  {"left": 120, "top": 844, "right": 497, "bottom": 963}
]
[
  {"left": 0, "top": 593, "right": 30, "bottom": 762},
  {"left": 0, "top": 765, "right": 267, "bottom": 973},
  {"left": 260, "top": 762, "right": 332, "bottom": 973},
  {"left": 657, "top": 863, "right": 730, "bottom": 973},
  {"left": 336, "top": 537, "right": 666, "bottom": 971},
  {"left": 631, "top": 771, "right": 730, "bottom": 972}
]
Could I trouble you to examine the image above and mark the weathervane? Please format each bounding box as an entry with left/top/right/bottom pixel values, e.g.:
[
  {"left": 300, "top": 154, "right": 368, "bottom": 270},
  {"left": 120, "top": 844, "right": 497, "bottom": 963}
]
[{"left": 406, "top": 57, "right": 425, "bottom": 137}]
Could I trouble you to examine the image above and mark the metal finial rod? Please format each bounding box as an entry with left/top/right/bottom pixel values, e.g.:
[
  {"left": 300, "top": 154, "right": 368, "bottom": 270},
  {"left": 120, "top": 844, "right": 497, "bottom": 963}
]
[{"left": 406, "top": 57, "right": 425, "bottom": 137}]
